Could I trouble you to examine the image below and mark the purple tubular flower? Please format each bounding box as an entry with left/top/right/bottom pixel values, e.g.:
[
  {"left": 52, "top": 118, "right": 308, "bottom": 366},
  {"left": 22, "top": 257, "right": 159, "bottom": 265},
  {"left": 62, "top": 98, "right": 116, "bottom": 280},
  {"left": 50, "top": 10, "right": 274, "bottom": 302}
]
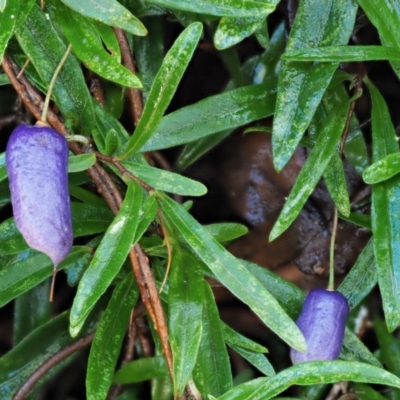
[
  {"left": 290, "top": 288, "right": 349, "bottom": 364},
  {"left": 6, "top": 123, "right": 73, "bottom": 267}
]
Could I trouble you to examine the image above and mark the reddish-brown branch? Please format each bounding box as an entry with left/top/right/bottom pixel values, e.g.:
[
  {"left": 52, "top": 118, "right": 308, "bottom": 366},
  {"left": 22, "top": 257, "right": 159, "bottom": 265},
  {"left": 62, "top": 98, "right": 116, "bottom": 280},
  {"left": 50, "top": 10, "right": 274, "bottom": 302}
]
[
  {"left": 113, "top": 28, "right": 143, "bottom": 126},
  {"left": 12, "top": 333, "right": 95, "bottom": 400}
]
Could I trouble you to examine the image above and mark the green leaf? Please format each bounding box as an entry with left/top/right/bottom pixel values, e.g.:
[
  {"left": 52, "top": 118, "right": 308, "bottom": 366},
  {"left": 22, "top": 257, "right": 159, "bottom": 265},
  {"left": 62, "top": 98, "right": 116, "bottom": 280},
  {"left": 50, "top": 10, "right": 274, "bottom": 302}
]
[
  {"left": 68, "top": 153, "right": 96, "bottom": 173},
  {"left": 140, "top": 81, "right": 277, "bottom": 152},
  {"left": 87, "top": 273, "right": 139, "bottom": 400},
  {"left": 0, "top": 311, "right": 96, "bottom": 398},
  {"left": 222, "top": 322, "right": 267, "bottom": 353},
  {"left": 122, "top": 161, "right": 207, "bottom": 196},
  {"left": 353, "top": 383, "right": 388, "bottom": 400},
  {"left": 70, "top": 181, "right": 143, "bottom": 337},
  {"left": 15, "top": 4, "right": 95, "bottom": 133},
  {"left": 72, "top": 202, "right": 114, "bottom": 237},
  {"left": 363, "top": 152, "right": 400, "bottom": 184},
  {"left": 367, "top": 79, "right": 400, "bottom": 331},
  {"left": 229, "top": 344, "right": 275, "bottom": 377},
  {"left": 338, "top": 239, "right": 377, "bottom": 310},
  {"left": 0, "top": 74, "right": 10, "bottom": 85},
  {"left": 283, "top": 45, "right": 400, "bottom": 62},
  {"left": 272, "top": 0, "right": 357, "bottom": 170},
  {"left": 69, "top": 185, "right": 108, "bottom": 208},
  {"left": 0, "top": 0, "right": 6, "bottom": 12},
  {"left": 13, "top": 280, "right": 51, "bottom": 345},
  {"left": 203, "top": 223, "right": 248, "bottom": 243},
  {"left": 374, "top": 316, "right": 400, "bottom": 378},
  {"left": 324, "top": 152, "right": 351, "bottom": 216},
  {"left": 119, "top": 22, "right": 203, "bottom": 159},
  {"left": 0, "top": 0, "right": 35, "bottom": 63},
  {"left": 0, "top": 246, "right": 92, "bottom": 308},
  {"left": 217, "top": 361, "right": 400, "bottom": 400},
  {"left": 193, "top": 280, "right": 233, "bottom": 397},
  {"left": 145, "top": 0, "right": 274, "bottom": 17},
  {"left": 168, "top": 246, "right": 203, "bottom": 396},
  {"left": 134, "top": 193, "right": 158, "bottom": 243},
  {"left": 214, "top": 16, "right": 266, "bottom": 50},
  {"left": 270, "top": 92, "right": 349, "bottom": 240},
  {"left": 356, "top": 0, "right": 400, "bottom": 80},
  {"left": 61, "top": 0, "right": 147, "bottom": 36},
  {"left": 113, "top": 356, "right": 168, "bottom": 383},
  {"left": 158, "top": 193, "right": 307, "bottom": 353},
  {"left": 56, "top": 6, "right": 142, "bottom": 88}
]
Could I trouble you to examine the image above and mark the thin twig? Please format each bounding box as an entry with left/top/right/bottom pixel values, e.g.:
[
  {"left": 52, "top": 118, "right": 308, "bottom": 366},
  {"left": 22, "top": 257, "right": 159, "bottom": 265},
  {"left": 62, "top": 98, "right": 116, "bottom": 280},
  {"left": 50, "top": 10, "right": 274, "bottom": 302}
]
[
  {"left": 12, "top": 333, "right": 95, "bottom": 400},
  {"left": 113, "top": 27, "right": 143, "bottom": 126}
]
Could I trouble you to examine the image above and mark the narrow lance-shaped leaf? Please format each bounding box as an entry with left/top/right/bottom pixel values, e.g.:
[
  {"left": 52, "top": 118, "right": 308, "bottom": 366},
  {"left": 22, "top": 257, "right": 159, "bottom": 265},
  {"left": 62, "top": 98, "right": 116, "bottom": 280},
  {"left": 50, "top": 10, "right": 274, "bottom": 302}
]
[
  {"left": 158, "top": 193, "right": 307, "bottom": 353},
  {"left": 61, "top": 0, "right": 147, "bottom": 36},
  {"left": 356, "top": 0, "right": 400, "bottom": 80},
  {"left": 366, "top": 79, "right": 400, "bottom": 332},
  {"left": 140, "top": 81, "right": 277, "bottom": 152},
  {"left": 0, "top": 0, "right": 35, "bottom": 63},
  {"left": 86, "top": 274, "right": 139, "bottom": 400},
  {"left": 55, "top": 5, "right": 142, "bottom": 88},
  {"left": 168, "top": 246, "right": 203, "bottom": 397},
  {"left": 193, "top": 279, "right": 233, "bottom": 397},
  {"left": 145, "top": 0, "right": 274, "bottom": 17},
  {"left": 217, "top": 361, "right": 400, "bottom": 400},
  {"left": 272, "top": 0, "right": 357, "bottom": 170},
  {"left": 270, "top": 94, "right": 349, "bottom": 241},
  {"left": 363, "top": 153, "right": 400, "bottom": 184},
  {"left": 282, "top": 46, "right": 400, "bottom": 62},
  {"left": 119, "top": 22, "right": 202, "bottom": 159},
  {"left": 70, "top": 181, "right": 143, "bottom": 337},
  {"left": 16, "top": 4, "right": 95, "bottom": 133}
]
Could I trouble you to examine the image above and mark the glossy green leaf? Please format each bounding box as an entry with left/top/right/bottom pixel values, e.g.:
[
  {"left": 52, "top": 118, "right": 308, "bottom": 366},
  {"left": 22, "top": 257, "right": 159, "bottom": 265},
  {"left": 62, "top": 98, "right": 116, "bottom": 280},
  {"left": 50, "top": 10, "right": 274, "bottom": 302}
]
[
  {"left": 113, "top": 356, "right": 168, "bottom": 383},
  {"left": 338, "top": 239, "right": 377, "bottom": 310},
  {"left": 363, "top": 152, "right": 400, "bottom": 184},
  {"left": 140, "top": 81, "right": 277, "bottom": 152},
  {"left": 0, "top": 0, "right": 6, "bottom": 12},
  {"left": 367, "top": 79, "right": 400, "bottom": 332},
  {"left": 70, "top": 181, "right": 143, "bottom": 337},
  {"left": 272, "top": 0, "right": 357, "bottom": 170},
  {"left": 158, "top": 193, "right": 307, "bottom": 353},
  {"left": 93, "top": 100, "right": 130, "bottom": 154},
  {"left": 122, "top": 161, "right": 207, "bottom": 196},
  {"left": 134, "top": 193, "right": 158, "bottom": 243},
  {"left": 203, "top": 223, "right": 248, "bottom": 243},
  {"left": 356, "top": 0, "right": 400, "bottom": 79},
  {"left": 0, "top": 0, "right": 35, "bottom": 63},
  {"left": 283, "top": 45, "right": 400, "bottom": 62},
  {"left": 222, "top": 322, "right": 267, "bottom": 353},
  {"left": 214, "top": 16, "right": 266, "bottom": 50},
  {"left": 340, "top": 212, "right": 371, "bottom": 230},
  {"left": 13, "top": 279, "right": 51, "bottom": 345},
  {"left": 69, "top": 184, "right": 108, "bottom": 208},
  {"left": 146, "top": 0, "right": 274, "bottom": 17},
  {"left": 353, "top": 383, "right": 387, "bottom": 400},
  {"left": 168, "top": 246, "right": 203, "bottom": 396},
  {"left": 255, "top": 19, "right": 269, "bottom": 48},
  {"left": 68, "top": 153, "right": 96, "bottom": 173},
  {"left": 15, "top": 4, "right": 95, "bottom": 134},
  {"left": 0, "top": 311, "right": 95, "bottom": 398},
  {"left": 374, "top": 316, "right": 400, "bottom": 392},
  {"left": 0, "top": 246, "right": 92, "bottom": 308},
  {"left": 324, "top": 152, "right": 351, "bottom": 216},
  {"left": 120, "top": 22, "right": 202, "bottom": 159},
  {"left": 217, "top": 361, "right": 400, "bottom": 400},
  {"left": 341, "top": 328, "right": 381, "bottom": 368},
  {"left": 56, "top": 6, "right": 142, "bottom": 88},
  {"left": 61, "top": 0, "right": 147, "bottom": 36},
  {"left": 87, "top": 273, "right": 139, "bottom": 400},
  {"left": 270, "top": 93, "right": 349, "bottom": 240},
  {"left": 134, "top": 16, "right": 164, "bottom": 102},
  {"left": 229, "top": 344, "right": 275, "bottom": 377},
  {"left": 193, "top": 280, "right": 233, "bottom": 397}
]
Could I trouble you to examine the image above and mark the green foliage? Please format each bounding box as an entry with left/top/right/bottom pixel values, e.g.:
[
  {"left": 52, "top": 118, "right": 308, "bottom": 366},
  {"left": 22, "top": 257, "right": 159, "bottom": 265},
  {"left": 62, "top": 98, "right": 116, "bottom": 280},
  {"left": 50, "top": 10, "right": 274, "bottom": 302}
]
[{"left": 1, "top": 0, "right": 400, "bottom": 399}]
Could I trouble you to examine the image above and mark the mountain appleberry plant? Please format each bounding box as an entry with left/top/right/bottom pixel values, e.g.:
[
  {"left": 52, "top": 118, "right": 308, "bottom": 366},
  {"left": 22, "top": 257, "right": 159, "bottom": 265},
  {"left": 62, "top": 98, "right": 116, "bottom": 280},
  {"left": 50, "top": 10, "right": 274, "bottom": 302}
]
[{"left": 1, "top": 0, "right": 400, "bottom": 399}]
